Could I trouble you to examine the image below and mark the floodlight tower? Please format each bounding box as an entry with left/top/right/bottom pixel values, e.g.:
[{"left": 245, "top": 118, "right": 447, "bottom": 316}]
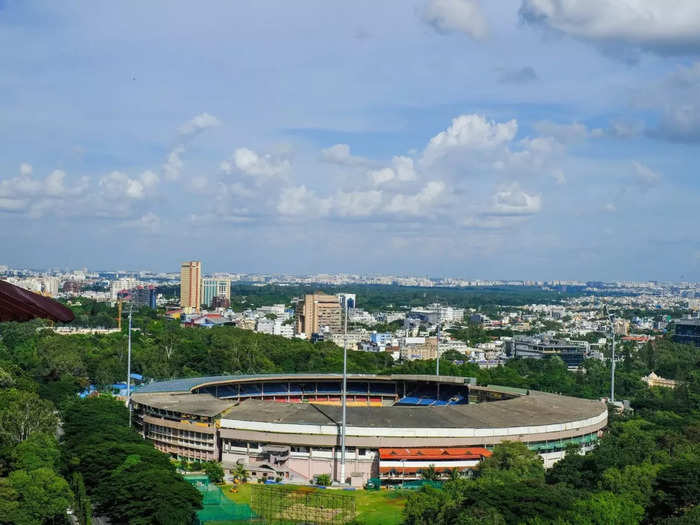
[
  {"left": 339, "top": 304, "right": 348, "bottom": 485},
  {"left": 609, "top": 312, "right": 616, "bottom": 404},
  {"left": 435, "top": 304, "right": 442, "bottom": 376},
  {"left": 127, "top": 305, "right": 133, "bottom": 427}
]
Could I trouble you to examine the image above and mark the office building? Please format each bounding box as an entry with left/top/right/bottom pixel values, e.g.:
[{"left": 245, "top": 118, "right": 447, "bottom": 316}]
[
  {"left": 295, "top": 293, "right": 342, "bottom": 338},
  {"left": 504, "top": 336, "right": 588, "bottom": 368},
  {"left": 672, "top": 318, "right": 700, "bottom": 347},
  {"left": 180, "top": 261, "right": 202, "bottom": 311},
  {"left": 201, "top": 278, "right": 231, "bottom": 308}
]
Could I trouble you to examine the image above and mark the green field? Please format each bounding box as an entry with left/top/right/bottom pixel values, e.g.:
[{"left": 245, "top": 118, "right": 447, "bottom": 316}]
[{"left": 223, "top": 483, "right": 406, "bottom": 524}]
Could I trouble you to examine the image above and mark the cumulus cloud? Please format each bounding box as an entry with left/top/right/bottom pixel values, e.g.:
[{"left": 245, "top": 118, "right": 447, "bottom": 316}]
[
  {"left": 178, "top": 112, "right": 222, "bottom": 136},
  {"left": 422, "top": 0, "right": 488, "bottom": 40},
  {"left": 385, "top": 181, "right": 445, "bottom": 216},
  {"left": 498, "top": 66, "right": 538, "bottom": 84},
  {"left": 422, "top": 114, "right": 517, "bottom": 163},
  {"left": 520, "top": 0, "right": 700, "bottom": 56},
  {"left": 369, "top": 156, "right": 417, "bottom": 186},
  {"left": 99, "top": 170, "right": 159, "bottom": 200},
  {"left": 320, "top": 144, "right": 369, "bottom": 166},
  {"left": 488, "top": 184, "right": 542, "bottom": 216},
  {"left": 163, "top": 146, "right": 185, "bottom": 181},
  {"left": 220, "top": 147, "right": 290, "bottom": 178},
  {"left": 0, "top": 166, "right": 89, "bottom": 217}
]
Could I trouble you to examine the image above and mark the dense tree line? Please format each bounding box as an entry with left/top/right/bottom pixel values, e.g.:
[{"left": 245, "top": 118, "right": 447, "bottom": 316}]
[{"left": 61, "top": 397, "right": 202, "bottom": 524}]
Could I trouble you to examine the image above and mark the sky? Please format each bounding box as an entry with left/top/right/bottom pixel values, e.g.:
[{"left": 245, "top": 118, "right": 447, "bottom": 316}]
[{"left": 1, "top": 0, "right": 699, "bottom": 281}]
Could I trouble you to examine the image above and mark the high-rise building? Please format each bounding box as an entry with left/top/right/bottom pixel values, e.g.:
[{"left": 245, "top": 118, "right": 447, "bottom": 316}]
[
  {"left": 180, "top": 261, "right": 202, "bottom": 311},
  {"left": 295, "top": 293, "right": 342, "bottom": 338},
  {"left": 337, "top": 293, "right": 356, "bottom": 310},
  {"left": 201, "top": 278, "right": 231, "bottom": 308}
]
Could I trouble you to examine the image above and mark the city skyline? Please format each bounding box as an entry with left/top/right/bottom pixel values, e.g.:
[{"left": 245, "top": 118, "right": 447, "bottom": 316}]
[{"left": 1, "top": 2, "right": 700, "bottom": 281}]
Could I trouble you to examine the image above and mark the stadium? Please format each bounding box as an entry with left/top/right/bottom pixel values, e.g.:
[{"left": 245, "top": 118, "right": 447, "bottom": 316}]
[{"left": 132, "top": 374, "right": 607, "bottom": 486}]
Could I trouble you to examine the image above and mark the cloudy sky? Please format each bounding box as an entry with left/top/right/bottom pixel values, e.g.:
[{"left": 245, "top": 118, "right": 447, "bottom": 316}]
[{"left": 1, "top": 0, "right": 699, "bottom": 280}]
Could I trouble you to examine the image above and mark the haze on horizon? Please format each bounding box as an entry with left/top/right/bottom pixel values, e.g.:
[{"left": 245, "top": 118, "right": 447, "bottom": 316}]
[{"left": 1, "top": 1, "right": 699, "bottom": 282}]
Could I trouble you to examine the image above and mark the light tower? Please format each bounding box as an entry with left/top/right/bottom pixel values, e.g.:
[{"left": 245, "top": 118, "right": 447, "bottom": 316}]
[
  {"left": 609, "top": 312, "right": 616, "bottom": 403},
  {"left": 126, "top": 305, "right": 133, "bottom": 427},
  {"left": 339, "top": 303, "right": 348, "bottom": 485}
]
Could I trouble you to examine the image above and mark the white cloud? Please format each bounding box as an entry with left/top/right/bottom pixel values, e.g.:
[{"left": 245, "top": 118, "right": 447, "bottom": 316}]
[
  {"left": 99, "top": 170, "right": 159, "bottom": 200},
  {"left": 520, "top": 0, "right": 700, "bottom": 55},
  {"left": 385, "top": 181, "right": 445, "bottom": 216},
  {"left": 422, "top": 0, "right": 488, "bottom": 40},
  {"left": 488, "top": 184, "right": 542, "bottom": 216},
  {"left": 320, "top": 144, "right": 369, "bottom": 166},
  {"left": 369, "top": 156, "right": 417, "bottom": 186},
  {"left": 178, "top": 112, "right": 222, "bottom": 136},
  {"left": 369, "top": 168, "right": 395, "bottom": 186},
  {"left": 20, "top": 163, "right": 32, "bottom": 176},
  {"left": 221, "top": 147, "right": 290, "bottom": 178},
  {"left": 163, "top": 145, "right": 185, "bottom": 181},
  {"left": 333, "top": 190, "right": 383, "bottom": 217},
  {"left": 277, "top": 185, "right": 329, "bottom": 217},
  {"left": 422, "top": 114, "right": 517, "bottom": 163},
  {"left": 604, "top": 202, "right": 616, "bottom": 212}
]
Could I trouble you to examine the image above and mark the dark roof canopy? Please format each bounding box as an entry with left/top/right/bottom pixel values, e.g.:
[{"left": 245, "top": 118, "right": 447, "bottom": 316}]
[{"left": 0, "top": 280, "right": 75, "bottom": 323}]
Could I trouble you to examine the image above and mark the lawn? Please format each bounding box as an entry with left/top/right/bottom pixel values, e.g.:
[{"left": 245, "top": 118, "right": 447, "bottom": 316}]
[{"left": 222, "top": 483, "right": 407, "bottom": 524}]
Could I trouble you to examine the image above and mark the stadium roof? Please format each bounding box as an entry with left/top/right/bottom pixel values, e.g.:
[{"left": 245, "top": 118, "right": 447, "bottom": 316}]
[
  {"left": 219, "top": 393, "right": 604, "bottom": 429},
  {"left": 134, "top": 373, "right": 471, "bottom": 394}
]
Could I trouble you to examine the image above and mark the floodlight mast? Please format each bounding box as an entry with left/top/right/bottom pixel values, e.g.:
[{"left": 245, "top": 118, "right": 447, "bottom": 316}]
[
  {"left": 609, "top": 313, "right": 616, "bottom": 403},
  {"left": 127, "top": 305, "right": 133, "bottom": 428},
  {"left": 340, "top": 304, "right": 348, "bottom": 484}
]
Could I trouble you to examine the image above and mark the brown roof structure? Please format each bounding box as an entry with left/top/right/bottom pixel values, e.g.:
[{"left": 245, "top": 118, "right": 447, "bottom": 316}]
[{"left": 0, "top": 280, "right": 75, "bottom": 323}]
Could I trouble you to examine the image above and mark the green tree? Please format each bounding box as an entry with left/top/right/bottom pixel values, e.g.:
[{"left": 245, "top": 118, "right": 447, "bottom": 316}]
[
  {"left": 420, "top": 465, "right": 440, "bottom": 481},
  {"left": 10, "top": 432, "right": 60, "bottom": 472},
  {"left": 7, "top": 467, "right": 73, "bottom": 525},
  {"left": 232, "top": 463, "right": 248, "bottom": 483},
  {"left": 650, "top": 457, "right": 700, "bottom": 521},
  {"left": 71, "top": 472, "right": 92, "bottom": 525},
  {"left": 0, "top": 389, "right": 57, "bottom": 447},
  {"left": 479, "top": 441, "right": 544, "bottom": 482},
  {"left": 204, "top": 461, "right": 225, "bottom": 484},
  {"left": 569, "top": 491, "right": 644, "bottom": 525}
]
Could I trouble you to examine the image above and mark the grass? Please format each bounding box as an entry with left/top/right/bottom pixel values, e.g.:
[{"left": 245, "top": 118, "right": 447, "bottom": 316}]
[{"left": 221, "top": 483, "right": 407, "bottom": 524}]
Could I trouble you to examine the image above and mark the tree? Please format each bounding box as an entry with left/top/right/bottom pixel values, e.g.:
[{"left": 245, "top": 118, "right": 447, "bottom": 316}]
[
  {"left": 569, "top": 491, "right": 644, "bottom": 525},
  {"left": 10, "top": 432, "right": 60, "bottom": 472},
  {"left": 0, "top": 389, "right": 57, "bottom": 448},
  {"left": 7, "top": 467, "right": 74, "bottom": 525},
  {"left": 650, "top": 457, "right": 700, "bottom": 521},
  {"left": 204, "top": 461, "right": 224, "bottom": 484},
  {"left": 232, "top": 463, "right": 248, "bottom": 483},
  {"left": 420, "top": 465, "right": 440, "bottom": 481},
  {"left": 479, "top": 441, "right": 544, "bottom": 482},
  {"left": 71, "top": 472, "right": 92, "bottom": 525}
]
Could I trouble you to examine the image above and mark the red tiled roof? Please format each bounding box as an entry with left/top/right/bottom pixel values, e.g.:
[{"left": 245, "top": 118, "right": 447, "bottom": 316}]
[{"left": 379, "top": 447, "right": 492, "bottom": 461}]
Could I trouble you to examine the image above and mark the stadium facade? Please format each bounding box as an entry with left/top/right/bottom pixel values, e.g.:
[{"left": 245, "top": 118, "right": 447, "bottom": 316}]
[{"left": 132, "top": 374, "right": 607, "bottom": 485}]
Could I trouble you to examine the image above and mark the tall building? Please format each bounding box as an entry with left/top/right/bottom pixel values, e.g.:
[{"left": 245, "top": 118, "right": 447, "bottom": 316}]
[
  {"left": 672, "top": 318, "right": 700, "bottom": 347},
  {"left": 337, "top": 293, "right": 356, "bottom": 310},
  {"left": 295, "top": 293, "right": 342, "bottom": 338},
  {"left": 180, "top": 261, "right": 202, "bottom": 311},
  {"left": 201, "top": 278, "right": 231, "bottom": 308}
]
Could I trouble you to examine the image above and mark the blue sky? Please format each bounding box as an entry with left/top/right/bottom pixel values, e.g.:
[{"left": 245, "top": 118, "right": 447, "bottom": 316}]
[{"left": 1, "top": 0, "right": 699, "bottom": 281}]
